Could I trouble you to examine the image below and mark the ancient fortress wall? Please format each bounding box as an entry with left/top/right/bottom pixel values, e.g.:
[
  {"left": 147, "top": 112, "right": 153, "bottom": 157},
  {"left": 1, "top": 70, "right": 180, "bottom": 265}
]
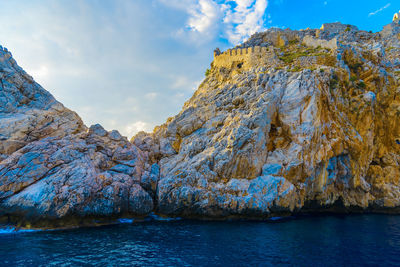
[
  {"left": 302, "top": 36, "right": 337, "bottom": 50},
  {"left": 213, "top": 46, "right": 270, "bottom": 68},
  {"left": 213, "top": 33, "right": 338, "bottom": 69}
]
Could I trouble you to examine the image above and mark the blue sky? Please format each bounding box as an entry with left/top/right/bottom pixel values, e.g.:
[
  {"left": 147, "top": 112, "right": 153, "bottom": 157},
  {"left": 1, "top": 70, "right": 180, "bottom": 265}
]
[{"left": 0, "top": 0, "right": 397, "bottom": 137}]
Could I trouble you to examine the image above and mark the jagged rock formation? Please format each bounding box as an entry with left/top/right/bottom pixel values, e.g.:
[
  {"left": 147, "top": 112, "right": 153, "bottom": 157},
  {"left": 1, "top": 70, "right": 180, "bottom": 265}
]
[
  {"left": 2, "top": 19, "right": 400, "bottom": 227},
  {"left": 0, "top": 47, "right": 85, "bottom": 158},
  {"left": 135, "top": 21, "right": 400, "bottom": 218},
  {"left": 0, "top": 47, "right": 153, "bottom": 227}
]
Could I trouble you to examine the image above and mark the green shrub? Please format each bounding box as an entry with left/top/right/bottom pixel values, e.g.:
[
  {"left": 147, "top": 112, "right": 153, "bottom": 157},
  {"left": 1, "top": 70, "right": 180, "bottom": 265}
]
[
  {"left": 289, "top": 66, "right": 302, "bottom": 72},
  {"left": 205, "top": 68, "right": 211, "bottom": 76},
  {"left": 329, "top": 74, "right": 339, "bottom": 90},
  {"left": 348, "top": 62, "right": 363, "bottom": 73},
  {"left": 357, "top": 81, "right": 366, "bottom": 89},
  {"left": 279, "top": 51, "right": 308, "bottom": 63}
]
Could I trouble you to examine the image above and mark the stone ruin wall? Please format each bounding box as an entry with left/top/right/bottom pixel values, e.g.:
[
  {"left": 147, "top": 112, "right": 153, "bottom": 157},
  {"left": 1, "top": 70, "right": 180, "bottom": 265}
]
[
  {"left": 213, "top": 35, "right": 338, "bottom": 69},
  {"left": 302, "top": 36, "right": 338, "bottom": 50},
  {"left": 213, "top": 46, "right": 271, "bottom": 68}
]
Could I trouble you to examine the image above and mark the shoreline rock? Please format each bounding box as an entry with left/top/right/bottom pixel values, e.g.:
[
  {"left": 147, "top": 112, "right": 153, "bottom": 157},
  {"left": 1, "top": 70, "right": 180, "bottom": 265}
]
[{"left": 2, "top": 20, "right": 400, "bottom": 228}]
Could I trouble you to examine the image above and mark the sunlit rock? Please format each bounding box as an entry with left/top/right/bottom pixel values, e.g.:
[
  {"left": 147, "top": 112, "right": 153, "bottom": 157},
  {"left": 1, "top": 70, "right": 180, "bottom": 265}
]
[{"left": 136, "top": 18, "right": 400, "bottom": 218}]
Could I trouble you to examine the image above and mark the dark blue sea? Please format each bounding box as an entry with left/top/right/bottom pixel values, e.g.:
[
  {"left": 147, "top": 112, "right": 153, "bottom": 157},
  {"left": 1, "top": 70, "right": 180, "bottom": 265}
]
[{"left": 0, "top": 214, "right": 399, "bottom": 266}]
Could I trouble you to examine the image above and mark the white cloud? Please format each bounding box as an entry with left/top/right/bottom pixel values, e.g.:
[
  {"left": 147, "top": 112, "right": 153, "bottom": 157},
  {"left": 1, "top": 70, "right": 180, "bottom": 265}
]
[
  {"left": 159, "top": 0, "right": 269, "bottom": 45},
  {"left": 0, "top": 1, "right": 268, "bottom": 140},
  {"left": 123, "top": 121, "right": 153, "bottom": 138},
  {"left": 368, "top": 3, "right": 391, "bottom": 17},
  {"left": 224, "top": 0, "right": 268, "bottom": 44},
  {"left": 0, "top": 1, "right": 214, "bottom": 140},
  {"left": 187, "top": 0, "right": 222, "bottom": 34}
]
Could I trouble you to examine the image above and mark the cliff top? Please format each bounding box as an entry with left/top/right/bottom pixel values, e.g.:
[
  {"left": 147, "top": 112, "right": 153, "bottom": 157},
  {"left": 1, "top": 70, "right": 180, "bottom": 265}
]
[
  {"left": 209, "top": 19, "right": 400, "bottom": 80},
  {"left": 233, "top": 20, "right": 400, "bottom": 50}
]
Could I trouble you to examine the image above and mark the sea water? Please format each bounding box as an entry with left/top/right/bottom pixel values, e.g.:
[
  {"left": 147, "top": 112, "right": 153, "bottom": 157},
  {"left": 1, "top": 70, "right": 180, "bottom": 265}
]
[{"left": 0, "top": 214, "right": 399, "bottom": 266}]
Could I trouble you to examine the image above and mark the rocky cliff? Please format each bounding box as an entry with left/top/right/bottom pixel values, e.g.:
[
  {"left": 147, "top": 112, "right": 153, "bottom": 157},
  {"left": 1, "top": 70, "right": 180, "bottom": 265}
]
[
  {"left": 0, "top": 46, "right": 153, "bottom": 227},
  {"left": 1, "top": 20, "right": 400, "bottom": 228},
  {"left": 135, "top": 21, "right": 400, "bottom": 218}
]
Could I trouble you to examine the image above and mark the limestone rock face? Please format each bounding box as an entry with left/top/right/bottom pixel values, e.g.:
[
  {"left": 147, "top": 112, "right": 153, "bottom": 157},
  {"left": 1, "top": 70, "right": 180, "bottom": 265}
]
[
  {"left": 3, "top": 20, "right": 400, "bottom": 225},
  {"left": 0, "top": 47, "right": 153, "bottom": 225},
  {"left": 0, "top": 126, "right": 153, "bottom": 222},
  {"left": 135, "top": 22, "right": 400, "bottom": 218},
  {"left": 0, "top": 47, "right": 85, "bottom": 157}
]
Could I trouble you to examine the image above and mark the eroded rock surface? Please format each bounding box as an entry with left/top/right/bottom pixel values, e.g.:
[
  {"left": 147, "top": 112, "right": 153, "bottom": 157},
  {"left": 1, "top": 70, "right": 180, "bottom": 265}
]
[
  {"left": 0, "top": 126, "right": 153, "bottom": 222},
  {"left": 0, "top": 47, "right": 86, "bottom": 158},
  {"left": 0, "top": 47, "right": 153, "bottom": 226},
  {"left": 135, "top": 21, "right": 400, "bottom": 218},
  {"left": 2, "top": 20, "right": 400, "bottom": 226}
]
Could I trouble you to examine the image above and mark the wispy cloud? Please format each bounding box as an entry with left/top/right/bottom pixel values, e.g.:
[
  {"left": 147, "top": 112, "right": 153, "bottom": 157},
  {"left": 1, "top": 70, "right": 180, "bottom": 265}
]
[
  {"left": 0, "top": 0, "right": 390, "bottom": 140},
  {"left": 0, "top": 0, "right": 214, "bottom": 138},
  {"left": 368, "top": 3, "right": 390, "bottom": 17},
  {"left": 224, "top": 0, "right": 268, "bottom": 44},
  {"left": 159, "top": 0, "right": 269, "bottom": 45},
  {"left": 187, "top": 0, "right": 224, "bottom": 34},
  {"left": 123, "top": 121, "right": 153, "bottom": 138}
]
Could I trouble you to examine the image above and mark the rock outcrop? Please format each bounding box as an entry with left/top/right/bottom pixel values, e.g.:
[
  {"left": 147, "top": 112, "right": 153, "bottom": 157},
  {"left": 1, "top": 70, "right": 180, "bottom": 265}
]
[
  {"left": 0, "top": 47, "right": 85, "bottom": 158},
  {"left": 135, "top": 21, "right": 400, "bottom": 218},
  {"left": 0, "top": 47, "right": 153, "bottom": 227},
  {"left": 2, "top": 20, "right": 400, "bottom": 227}
]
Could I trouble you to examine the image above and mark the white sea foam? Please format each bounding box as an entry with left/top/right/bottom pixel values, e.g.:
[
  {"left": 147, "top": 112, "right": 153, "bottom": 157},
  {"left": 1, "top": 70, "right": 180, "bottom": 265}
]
[
  {"left": 118, "top": 218, "right": 134, "bottom": 224},
  {"left": 0, "top": 227, "right": 40, "bottom": 234},
  {"left": 147, "top": 213, "right": 182, "bottom": 221}
]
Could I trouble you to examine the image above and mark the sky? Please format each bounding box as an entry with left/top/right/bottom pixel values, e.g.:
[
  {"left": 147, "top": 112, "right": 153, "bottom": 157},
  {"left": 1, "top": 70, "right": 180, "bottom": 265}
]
[{"left": 0, "top": 0, "right": 398, "bottom": 138}]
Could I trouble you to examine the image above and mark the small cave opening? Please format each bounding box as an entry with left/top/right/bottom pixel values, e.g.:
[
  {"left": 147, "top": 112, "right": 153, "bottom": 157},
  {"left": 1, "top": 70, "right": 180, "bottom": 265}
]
[
  {"left": 370, "top": 160, "right": 380, "bottom": 166},
  {"left": 303, "top": 196, "right": 348, "bottom": 213},
  {"left": 267, "top": 123, "right": 278, "bottom": 151}
]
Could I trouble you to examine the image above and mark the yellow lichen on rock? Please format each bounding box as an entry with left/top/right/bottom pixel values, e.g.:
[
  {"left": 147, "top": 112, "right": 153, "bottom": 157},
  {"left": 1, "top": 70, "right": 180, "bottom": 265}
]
[{"left": 134, "top": 19, "right": 400, "bottom": 218}]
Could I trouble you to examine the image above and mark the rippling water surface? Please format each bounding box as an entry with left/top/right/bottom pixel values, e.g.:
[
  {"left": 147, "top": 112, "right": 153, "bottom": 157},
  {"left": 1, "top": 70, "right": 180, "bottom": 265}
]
[{"left": 1, "top": 214, "right": 400, "bottom": 266}]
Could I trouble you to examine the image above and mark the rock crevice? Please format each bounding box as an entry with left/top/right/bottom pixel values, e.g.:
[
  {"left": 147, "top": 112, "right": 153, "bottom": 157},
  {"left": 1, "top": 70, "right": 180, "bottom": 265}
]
[{"left": 2, "top": 21, "right": 400, "bottom": 227}]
